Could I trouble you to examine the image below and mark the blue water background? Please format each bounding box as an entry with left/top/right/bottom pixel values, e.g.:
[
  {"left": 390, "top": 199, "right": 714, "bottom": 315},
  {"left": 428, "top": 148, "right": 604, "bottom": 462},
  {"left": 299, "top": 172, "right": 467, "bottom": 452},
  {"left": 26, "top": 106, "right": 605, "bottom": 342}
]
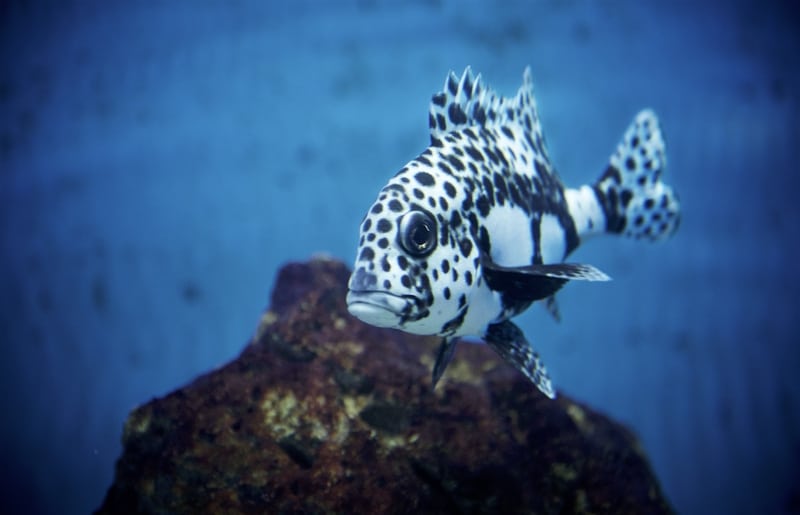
[{"left": 1, "top": 1, "right": 798, "bottom": 513}]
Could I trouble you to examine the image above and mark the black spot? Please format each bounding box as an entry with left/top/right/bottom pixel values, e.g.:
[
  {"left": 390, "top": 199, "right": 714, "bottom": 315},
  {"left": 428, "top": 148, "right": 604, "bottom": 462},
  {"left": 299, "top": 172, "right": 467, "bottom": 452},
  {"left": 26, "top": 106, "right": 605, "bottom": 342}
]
[
  {"left": 401, "top": 275, "right": 411, "bottom": 288},
  {"left": 452, "top": 268, "right": 459, "bottom": 282},
  {"left": 474, "top": 106, "right": 486, "bottom": 125},
  {"left": 441, "top": 259, "right": 450, "bottom": 273},
  {"left": 484, "top": 147, "right": 500, "bottom": 165},
  {"left": 462, "top": 190, "right": 475, "bottom": 210},
  {"left": 625, "top": 157, "right": 636, "bottom": 171},
  {"left": 431, "top": 137, "right": 443, "bottom": 148},
  {"left": 644, "top": 198, "right": 655, "bottom": 210},
  {"left": 388, "top": 199, "right": 403, "bottom": 212},
  {"left": 620, "top": 189, "right": 633, "bottom": 207},
  {"left": 448, "top": 76, "right": 458, "bottom": 95},
  {"left": 381, "top": 256, "right": 391, "bottom": 272},
  {"left": 637, "top": 176, "right": 646, "bottom": 186},
  {"left": 509, "top": 183, "right": 523, "bottom": 206},
  {"left": 501, "top": 126, "right": 514, "bottom": 139},
  {"left": 444, "top": 182, "right": 457, "bottom": 198},
  {"left": 359, "top": 247, "right": 375, "bottom": 261},
  {"left": 600, "top": 166, "right": 622, "bottom": 185},
  {"left": 478, "top": 226, "right": 491, "bottom": 254},
  {"left": 428, "top": 113, "right": 436, "bottom": 129},
  {"left": 377, "top": 219, "right": 392, "bottom": 233},
  {"left": 439, "top": 197, "right": 449, "bottom": 211},
  {"left": 432, "top": 269, "right": 439, "bottom": 280},
  {"left": 367, "top": 233, "right": 376, "bottom": 242},
  {"left": 465, "top": 270, "right": 473, "bottom": 286},
  {"left": 436, "top": 114, "right": 446, "bottom": 131},
  {"left": 661, "top": 194, "right": 669, "bottom": 208},
  {"left": 476, "top": 196, "right": 491, "bottom": 217},
  {"left": 428, "top": 197, "right": 436, "bottom": 208},
  {"left": 457, "top": 294, "right": 467, "bottom": 309},
  {"left": 450, "top": 210, "right": 461, "bottom": 228},
  {"left": 465, "top": 146, "right": 483, "bottom": 161},
  {"left": 438, "top": 161, "right": 453, "bottom": 175},
  {"left": 413, "top": 188, "right": 424, "bottom": 200},
  {"left": 447, "top": 155, "right": 465, "bottom": 171},
  {"left": 482, "top": 176, "right": 495, "bottom": 201},
  {"left": 417, "top": 156, "right": 432, "bottom": 166},
  {"left": 377, "top": 237, "right": 389, "bottom": 249},
  {"left": 448, "top": 103, "right": 467, "bottom": 125},
  {"left": 432, "top": 93, "right": 446, "bottom": 107},
  {"left": 415, "top": 172, "right": 435, "bottom": 186},
  {"left": 397, "top": 255, "right": 409, "bottom": 270},
  {"left": 383, "top": 279, "right": 391, "bottom": 289},
  {"left": 631, "top": 136, "right": 639, "bottom": 148},
  {"left": 371, "top": 203, "right": 383, "bottom": 214},
  {"left": 458, "top": 237, "right": 473, "bottom": 258},
  {"left": 634, "top": 215, "right": 644, "bottom": 227},
  {"left": 443, "top": 287, "right": 451, "bottom": 300},
  {"left": 363, "top": 219, "right": 372, "bottom": 231}
]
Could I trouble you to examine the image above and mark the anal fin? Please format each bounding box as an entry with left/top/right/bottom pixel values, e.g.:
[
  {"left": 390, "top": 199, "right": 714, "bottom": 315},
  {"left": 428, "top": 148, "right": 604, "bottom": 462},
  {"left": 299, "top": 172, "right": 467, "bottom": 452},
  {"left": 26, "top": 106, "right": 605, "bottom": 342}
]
[{"left": 483, "top": 320, "right": 555, "bottom": 399}]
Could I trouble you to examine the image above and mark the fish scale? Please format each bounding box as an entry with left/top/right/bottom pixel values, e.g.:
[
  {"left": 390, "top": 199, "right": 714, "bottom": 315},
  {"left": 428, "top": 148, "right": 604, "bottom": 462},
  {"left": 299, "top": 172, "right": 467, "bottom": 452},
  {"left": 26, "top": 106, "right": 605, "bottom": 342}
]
[{"left": 347, "top": 66, "right": 680, "bottom": 398}]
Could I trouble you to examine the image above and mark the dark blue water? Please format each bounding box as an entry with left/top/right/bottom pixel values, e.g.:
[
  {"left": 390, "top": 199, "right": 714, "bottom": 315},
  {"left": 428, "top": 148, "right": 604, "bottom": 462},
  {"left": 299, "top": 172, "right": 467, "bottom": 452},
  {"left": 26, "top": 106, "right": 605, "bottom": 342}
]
[{"left": 1, "top": 1, "right": 798, "bottom": 513}]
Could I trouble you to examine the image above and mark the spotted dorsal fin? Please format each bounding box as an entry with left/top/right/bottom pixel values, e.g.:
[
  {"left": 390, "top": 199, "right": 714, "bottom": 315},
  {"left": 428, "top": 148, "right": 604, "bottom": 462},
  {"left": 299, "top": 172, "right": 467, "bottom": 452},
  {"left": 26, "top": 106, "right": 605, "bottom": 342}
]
[{"left": 428, "top": 66, "right": 545, "bottom": 144}]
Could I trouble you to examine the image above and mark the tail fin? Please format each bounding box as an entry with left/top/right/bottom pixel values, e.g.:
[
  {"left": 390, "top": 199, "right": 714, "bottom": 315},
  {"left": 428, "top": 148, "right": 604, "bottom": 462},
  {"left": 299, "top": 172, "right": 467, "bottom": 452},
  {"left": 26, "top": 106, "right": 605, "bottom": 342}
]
[{"left": 594, "top": 110, "right": 680, "bottom": 241}]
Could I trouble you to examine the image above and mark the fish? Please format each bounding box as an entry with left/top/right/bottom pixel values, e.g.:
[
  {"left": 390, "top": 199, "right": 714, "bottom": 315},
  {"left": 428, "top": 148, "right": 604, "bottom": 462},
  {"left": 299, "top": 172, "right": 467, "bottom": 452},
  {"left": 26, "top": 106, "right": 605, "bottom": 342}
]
[{"left": 346, "top": 67, "right": 680, "bottom": 398}]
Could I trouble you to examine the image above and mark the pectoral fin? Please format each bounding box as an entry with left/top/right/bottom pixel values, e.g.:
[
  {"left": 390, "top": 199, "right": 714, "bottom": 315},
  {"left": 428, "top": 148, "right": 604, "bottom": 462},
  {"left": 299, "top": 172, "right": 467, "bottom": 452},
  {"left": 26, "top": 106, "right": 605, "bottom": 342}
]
[
  {"left": 481, "top": 254, "right": 610, "bottom": 304},
  {"left": 543, "top": 294, "right": 561, "bottom": 323},
  {"left": 431, "top": 337, "right": 458, "bottom": 389},
  {"left": 484, "top": 320, "right": 555, "bottom": 399}
]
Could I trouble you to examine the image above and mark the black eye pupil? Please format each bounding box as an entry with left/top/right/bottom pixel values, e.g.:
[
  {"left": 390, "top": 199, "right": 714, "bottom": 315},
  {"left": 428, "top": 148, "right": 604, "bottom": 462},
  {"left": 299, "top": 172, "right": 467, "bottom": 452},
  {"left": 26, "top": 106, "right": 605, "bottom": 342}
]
[
  {"left": 398, "top": 210, "right": 437, "bottom": 257},
  {"left": 410, "top": 223, "right": 431, "bottom": 248}
]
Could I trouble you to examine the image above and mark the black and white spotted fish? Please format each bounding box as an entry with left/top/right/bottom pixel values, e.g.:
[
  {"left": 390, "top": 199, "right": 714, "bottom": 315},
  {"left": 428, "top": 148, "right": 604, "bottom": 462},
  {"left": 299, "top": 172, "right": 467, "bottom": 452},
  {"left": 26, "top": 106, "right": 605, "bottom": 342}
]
[{"left": 346, "top": 67, "right": 680, "bottom": 398}]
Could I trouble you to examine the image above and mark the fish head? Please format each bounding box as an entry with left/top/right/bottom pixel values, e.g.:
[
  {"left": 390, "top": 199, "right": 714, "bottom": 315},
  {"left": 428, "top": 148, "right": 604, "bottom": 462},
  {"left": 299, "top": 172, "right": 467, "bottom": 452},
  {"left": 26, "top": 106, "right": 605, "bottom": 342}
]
[{"left": 347, "top": 167, "right": 480, "bottom": 336}]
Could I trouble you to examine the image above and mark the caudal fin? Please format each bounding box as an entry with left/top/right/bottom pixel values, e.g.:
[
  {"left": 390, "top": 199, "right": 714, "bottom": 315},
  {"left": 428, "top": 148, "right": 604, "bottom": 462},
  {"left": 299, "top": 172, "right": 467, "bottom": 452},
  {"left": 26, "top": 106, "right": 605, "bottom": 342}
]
[{"left": 594, "top": 110, "right": 680, "bottom": 241}]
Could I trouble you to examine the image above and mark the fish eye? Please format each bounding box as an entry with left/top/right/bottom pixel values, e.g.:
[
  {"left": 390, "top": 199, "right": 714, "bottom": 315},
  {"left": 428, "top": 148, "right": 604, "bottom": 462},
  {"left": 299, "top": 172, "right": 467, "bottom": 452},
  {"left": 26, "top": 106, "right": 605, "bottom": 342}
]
[{"left": 398, "top": 210, "right": 437, "bottom": 257}]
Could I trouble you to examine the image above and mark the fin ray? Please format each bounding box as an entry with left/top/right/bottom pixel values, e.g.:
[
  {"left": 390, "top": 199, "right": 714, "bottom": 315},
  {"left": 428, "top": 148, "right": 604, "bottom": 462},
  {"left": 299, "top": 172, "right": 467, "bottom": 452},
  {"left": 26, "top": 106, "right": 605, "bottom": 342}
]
[
  {"left": 428, "top": 66, "right": 544, "bottom": 143},
  {"left": 594, "top": 110, "right": 681, "bottom": 241},
  {"left": 484, "top": 321, "right": 555, "bottom": 398},
  {"left": 431, "top": 337, "right": 458, "bottom": 388},
  {"left": 482, "top": 254, "right": 610, "bottom": 304}
]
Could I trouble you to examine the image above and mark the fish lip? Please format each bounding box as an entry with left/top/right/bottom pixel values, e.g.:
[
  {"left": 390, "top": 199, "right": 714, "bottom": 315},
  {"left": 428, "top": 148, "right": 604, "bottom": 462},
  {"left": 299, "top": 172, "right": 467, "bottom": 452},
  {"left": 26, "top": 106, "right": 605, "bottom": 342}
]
[
  {"left": 346, "top": 289, "right": 413, "bottom": 314},
  {"left": 346, "top": 289, "right": 417, "bottom": 327}
]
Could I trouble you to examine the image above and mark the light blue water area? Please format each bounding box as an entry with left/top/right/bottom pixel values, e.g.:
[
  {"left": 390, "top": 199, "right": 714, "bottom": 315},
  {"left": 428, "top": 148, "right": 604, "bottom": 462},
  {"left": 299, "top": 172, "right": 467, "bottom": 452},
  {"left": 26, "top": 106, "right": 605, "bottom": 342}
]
[{"left": 1, "top": 1, "right": 798, "bottom": 513}]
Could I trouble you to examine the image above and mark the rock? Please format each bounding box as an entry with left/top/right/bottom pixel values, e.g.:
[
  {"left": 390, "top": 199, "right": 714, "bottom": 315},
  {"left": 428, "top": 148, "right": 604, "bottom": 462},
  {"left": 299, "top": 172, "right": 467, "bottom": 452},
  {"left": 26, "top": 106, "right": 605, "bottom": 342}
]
[{"left": 96, "top": 257, "right": 674, "bottom": 514}]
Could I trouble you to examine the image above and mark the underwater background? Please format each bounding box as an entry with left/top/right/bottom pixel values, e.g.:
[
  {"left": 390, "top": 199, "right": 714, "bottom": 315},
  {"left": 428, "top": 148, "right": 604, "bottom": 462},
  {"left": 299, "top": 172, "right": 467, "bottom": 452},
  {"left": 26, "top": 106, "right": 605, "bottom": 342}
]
[{"left": 1, "top": 1, "right": 798, "bottom": 513}]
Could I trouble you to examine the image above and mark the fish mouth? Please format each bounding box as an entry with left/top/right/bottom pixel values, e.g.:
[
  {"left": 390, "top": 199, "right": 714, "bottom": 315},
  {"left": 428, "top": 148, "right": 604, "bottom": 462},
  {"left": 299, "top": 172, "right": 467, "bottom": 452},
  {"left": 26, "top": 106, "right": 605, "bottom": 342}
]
[{"left": 346, "top": 290, "right": 416, "bottom": 328}]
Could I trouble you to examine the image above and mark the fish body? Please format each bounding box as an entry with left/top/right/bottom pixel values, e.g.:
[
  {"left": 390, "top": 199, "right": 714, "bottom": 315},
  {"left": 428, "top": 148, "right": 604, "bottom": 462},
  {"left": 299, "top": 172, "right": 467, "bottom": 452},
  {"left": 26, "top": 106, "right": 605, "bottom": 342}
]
[{"left": 346, "top": 67, "right": 680, "bottom": 397}]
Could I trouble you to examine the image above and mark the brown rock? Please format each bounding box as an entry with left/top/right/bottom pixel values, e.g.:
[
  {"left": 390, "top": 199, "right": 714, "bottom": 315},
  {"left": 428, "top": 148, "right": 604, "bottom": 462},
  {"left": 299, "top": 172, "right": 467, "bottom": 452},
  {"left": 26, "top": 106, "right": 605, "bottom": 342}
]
[{"left": 96, "top": 257, "right": 674, "bottom": 514}]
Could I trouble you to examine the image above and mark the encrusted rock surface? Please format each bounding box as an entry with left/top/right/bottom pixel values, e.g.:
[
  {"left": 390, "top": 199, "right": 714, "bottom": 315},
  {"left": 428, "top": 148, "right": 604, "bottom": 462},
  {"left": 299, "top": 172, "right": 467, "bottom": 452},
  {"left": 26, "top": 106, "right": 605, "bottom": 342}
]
[{"left": 96, "top": 257, "right": 674, "bottom": 514}]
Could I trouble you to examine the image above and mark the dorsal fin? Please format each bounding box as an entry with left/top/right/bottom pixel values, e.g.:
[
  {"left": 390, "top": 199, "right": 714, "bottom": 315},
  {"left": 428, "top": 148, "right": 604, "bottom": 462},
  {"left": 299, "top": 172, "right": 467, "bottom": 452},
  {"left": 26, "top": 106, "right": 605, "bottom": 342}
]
[{"left": 428, "top": 66, "right": 544, "bottom": 144}]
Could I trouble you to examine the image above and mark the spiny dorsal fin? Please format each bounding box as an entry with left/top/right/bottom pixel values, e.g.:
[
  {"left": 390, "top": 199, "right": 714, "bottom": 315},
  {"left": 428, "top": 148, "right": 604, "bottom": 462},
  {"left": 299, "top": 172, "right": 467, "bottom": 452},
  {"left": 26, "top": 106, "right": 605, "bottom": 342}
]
[{"left": 428, "top": 66, "right": 544, "bottom": 144}]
